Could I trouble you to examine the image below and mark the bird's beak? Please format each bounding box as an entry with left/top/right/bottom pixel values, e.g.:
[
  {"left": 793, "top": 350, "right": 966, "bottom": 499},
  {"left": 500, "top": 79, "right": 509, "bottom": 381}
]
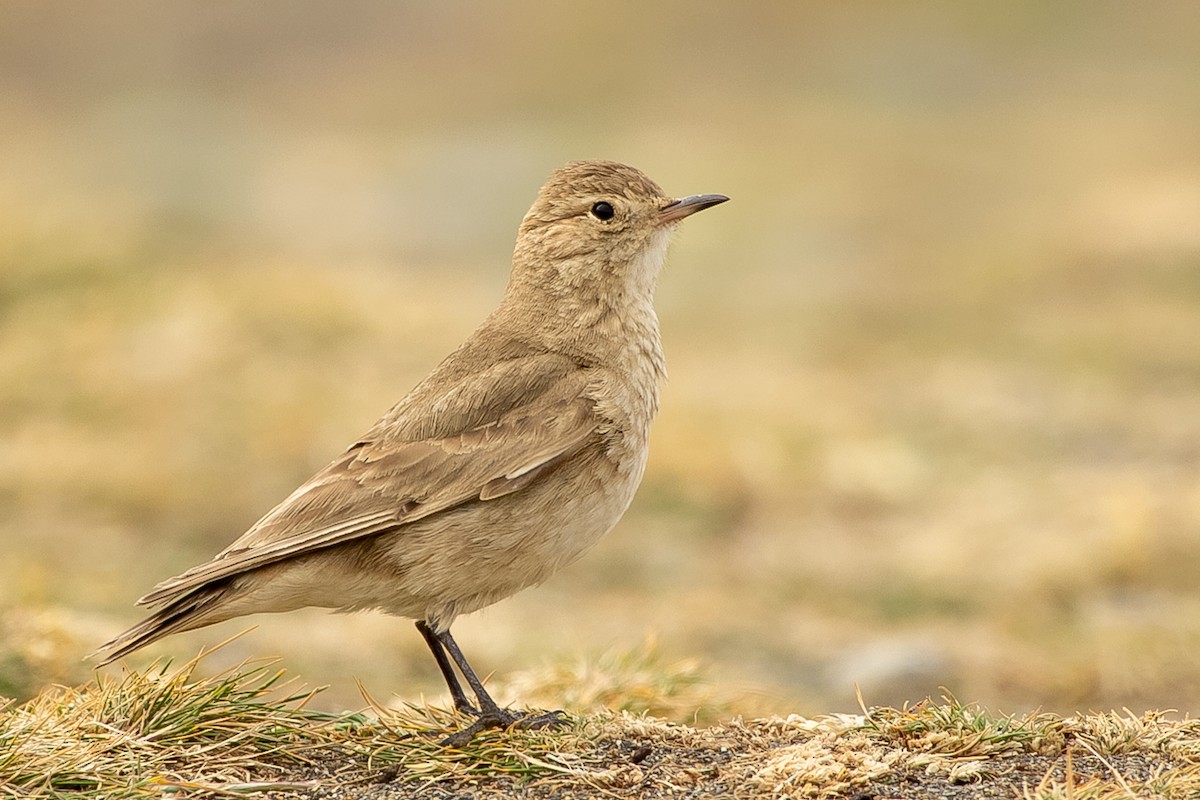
[{"left": 658, "top": 193, "right": 730, "bottom": 224}]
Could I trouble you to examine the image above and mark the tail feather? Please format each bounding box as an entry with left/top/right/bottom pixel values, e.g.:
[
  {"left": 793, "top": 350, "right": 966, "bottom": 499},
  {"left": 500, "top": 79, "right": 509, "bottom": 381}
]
[{"left": 90, "top": 585, "right": 229, "bottom": 666}]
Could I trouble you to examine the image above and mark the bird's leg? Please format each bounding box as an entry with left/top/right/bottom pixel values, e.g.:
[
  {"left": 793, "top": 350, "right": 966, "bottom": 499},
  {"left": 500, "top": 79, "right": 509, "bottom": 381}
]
[
  {"left": 431, "top": 625, "right": 514, "bottom": 722},
  {"left": 415, "top": 620, "right": 478, "bottom": 716},
  {"left": 426, "top": 625, "right": 566, "bottom": 747}
]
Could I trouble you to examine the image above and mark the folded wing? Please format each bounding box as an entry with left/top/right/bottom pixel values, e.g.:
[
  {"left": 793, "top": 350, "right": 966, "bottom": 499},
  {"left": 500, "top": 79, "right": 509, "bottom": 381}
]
[{"left": 138, "top": 355, "right": 598, "bottom": 607}]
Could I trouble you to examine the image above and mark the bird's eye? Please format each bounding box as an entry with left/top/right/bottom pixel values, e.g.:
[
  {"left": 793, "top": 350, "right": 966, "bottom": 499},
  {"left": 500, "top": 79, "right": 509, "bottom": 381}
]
[{"left": 589, "top": 201, "right": 615, "bottom": 221}]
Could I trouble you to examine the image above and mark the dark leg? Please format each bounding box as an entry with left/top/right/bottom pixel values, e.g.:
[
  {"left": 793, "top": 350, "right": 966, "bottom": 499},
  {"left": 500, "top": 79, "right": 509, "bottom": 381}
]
[
  {"left": 420, "top": 623, "right": 565, "bottom": 747},
  {"left": 415, "top": 620, "right": 477, "bottom": 715},
  {"left": 433, "top": 626, "right": 514, "bottom": 720}
]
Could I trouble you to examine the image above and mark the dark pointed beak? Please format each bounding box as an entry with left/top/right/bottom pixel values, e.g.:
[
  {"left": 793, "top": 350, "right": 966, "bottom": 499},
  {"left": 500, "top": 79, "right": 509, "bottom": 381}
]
[{"left": 658, "top": 193, "right": 730, "bottom": 224}]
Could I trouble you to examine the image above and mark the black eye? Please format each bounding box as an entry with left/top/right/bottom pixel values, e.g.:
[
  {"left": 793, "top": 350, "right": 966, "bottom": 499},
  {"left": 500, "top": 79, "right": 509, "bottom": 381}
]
[{"left": 589, "top": 201, "right": 615, "bottom": 221}]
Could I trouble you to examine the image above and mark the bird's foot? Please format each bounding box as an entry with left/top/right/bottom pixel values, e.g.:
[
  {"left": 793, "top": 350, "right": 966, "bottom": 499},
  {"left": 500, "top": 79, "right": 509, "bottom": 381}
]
[
  {"left": 440, "top": 708, "right": 567, "bottom": 747},
  {"left": 513, "top": 708, "right": 568, "bottom": 732},
  {"left": 440, "top": 708, "right": 519, "bottom": 747}
]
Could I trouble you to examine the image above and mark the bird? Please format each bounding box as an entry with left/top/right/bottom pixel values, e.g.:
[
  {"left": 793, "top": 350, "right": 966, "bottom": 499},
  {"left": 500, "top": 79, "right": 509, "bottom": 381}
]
[{"left": 92, "top": 160, "right": 728, "bottom": 743}]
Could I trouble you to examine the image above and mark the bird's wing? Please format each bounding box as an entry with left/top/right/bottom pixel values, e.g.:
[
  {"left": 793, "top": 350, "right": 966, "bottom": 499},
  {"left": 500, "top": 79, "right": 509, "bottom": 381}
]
[{"left": 138, "top": 357, "right": 597, "bottom": 606}]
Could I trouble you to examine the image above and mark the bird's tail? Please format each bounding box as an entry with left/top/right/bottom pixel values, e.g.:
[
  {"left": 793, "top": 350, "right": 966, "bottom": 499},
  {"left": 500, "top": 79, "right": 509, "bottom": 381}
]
[{"left": 90, "top": 585, "right": 229, "bottom": 666}]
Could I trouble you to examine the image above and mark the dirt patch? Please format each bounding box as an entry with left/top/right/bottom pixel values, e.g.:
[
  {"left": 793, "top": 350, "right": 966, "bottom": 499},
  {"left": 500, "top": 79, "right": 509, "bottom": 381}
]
[{"left": 265, "top": 712, "right": 1189, "bottom": 799}]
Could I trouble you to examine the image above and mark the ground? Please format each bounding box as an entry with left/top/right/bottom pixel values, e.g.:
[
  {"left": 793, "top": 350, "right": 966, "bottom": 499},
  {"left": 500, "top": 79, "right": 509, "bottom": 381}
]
[
  {"left": 4, "top": 657, "right": 1197, "bottom": 799},
  {"left": 282, "top": 719, "right": 1189, "bottom": 800}
]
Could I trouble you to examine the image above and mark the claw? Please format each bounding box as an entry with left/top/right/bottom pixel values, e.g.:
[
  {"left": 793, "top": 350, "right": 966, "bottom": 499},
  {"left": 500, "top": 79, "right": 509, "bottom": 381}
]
[
  {"left": 513, "top": 709, "right": 568, "bottom": 731},
  {"left": 440, "top": 708, "right": 567, "bottom": 747}
]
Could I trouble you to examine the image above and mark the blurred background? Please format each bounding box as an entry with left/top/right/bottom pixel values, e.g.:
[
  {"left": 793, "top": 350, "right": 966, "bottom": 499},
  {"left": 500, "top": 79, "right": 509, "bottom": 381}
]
[{"left": 2, "top": 2, "right": 1199, "bottom": 718}]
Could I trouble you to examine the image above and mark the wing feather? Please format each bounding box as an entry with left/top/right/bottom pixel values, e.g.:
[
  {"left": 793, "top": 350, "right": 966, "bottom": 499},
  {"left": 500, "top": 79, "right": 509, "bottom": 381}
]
[{"left": 138, "top": 358, "right": 598, "bottom": 607}]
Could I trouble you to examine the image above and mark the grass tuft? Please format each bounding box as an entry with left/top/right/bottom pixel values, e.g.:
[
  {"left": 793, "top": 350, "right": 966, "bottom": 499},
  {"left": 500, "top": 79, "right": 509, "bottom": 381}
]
[
  {"left": 0, "top": 652, "right": 330, "bottom": 797},
  {"left": 863, "top": 691, "right": 1065, "bottom": 758},
  {"left": 0, "top": 650, "right": 605, "bottom": 798},
  {"left": 491, "top": 635, "right": 733, "bottom": 723}
]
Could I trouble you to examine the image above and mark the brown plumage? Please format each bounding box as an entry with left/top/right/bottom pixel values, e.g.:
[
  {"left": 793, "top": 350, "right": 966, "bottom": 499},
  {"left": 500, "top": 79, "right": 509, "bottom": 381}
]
[{"left": 92, "top": 160, "right": 727, "bottom": 742}]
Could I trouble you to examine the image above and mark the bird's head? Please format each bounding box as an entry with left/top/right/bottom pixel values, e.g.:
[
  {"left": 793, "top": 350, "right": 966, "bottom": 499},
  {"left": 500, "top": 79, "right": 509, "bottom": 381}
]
[{"left": 510, "top": 160, "right": 727, "bottom": 302}]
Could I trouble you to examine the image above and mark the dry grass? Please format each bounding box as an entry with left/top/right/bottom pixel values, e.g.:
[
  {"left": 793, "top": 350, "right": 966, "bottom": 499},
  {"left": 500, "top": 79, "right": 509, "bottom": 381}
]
[
  {"left": 2, "top": 0, "right": 1200, "bottom": 726},
  {"left": 3, "top": 656, "right": 1199, "bottom": 799},
  {"left": 491, "top": 635, "right": 743, "bottom": 725}
]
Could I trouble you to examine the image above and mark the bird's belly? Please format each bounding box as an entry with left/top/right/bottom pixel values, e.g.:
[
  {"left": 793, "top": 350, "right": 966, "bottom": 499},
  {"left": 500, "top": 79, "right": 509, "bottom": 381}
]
[{"left": 375, "top": 442, "right": 645, "bottom": 627}]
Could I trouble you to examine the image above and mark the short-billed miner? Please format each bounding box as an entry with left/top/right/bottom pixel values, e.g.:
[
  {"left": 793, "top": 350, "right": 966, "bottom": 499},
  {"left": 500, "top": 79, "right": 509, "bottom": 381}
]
[{"left": 94, "top": 160, "right": 728, "bottom": 742}]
